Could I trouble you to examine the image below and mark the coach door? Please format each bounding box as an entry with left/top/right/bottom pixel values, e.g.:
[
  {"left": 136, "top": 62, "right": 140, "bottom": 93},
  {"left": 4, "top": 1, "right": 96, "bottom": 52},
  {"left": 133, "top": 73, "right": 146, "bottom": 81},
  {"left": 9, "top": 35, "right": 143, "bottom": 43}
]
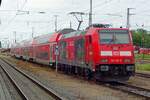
[{"left": 49, "top": 44, "right": 53, "bottom": 63}]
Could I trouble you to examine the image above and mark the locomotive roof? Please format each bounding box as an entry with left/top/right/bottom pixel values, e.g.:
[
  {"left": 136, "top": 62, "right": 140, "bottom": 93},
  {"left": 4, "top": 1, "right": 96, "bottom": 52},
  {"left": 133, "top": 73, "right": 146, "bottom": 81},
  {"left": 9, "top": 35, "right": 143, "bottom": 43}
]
[
  {"left": 62, "top": 30, "right": 86, "bottom": 39},
  {"left": 19, "top": 39, "right": 33, "bottom": 47},
  {"left": 57, "top": 28, "right": 75, "bottom": 34},
  {"left": 33, "top": 33, "right": 60, "bottom": 44}
]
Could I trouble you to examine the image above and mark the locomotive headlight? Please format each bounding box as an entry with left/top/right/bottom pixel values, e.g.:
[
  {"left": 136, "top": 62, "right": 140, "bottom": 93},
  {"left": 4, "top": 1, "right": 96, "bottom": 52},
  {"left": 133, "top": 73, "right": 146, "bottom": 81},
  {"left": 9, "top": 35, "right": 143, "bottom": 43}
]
[
  {"left": 101, "top": 65, "right": 109, "bottom": 71},
  {"left": 126, "top": 65, "right": 134, "bottom": 71},
  {"left": 124, "top": 59, "right": 131, "bottom": 63},
  {"left": 101, "top": 59, "right": 108, "bottom": 63}
]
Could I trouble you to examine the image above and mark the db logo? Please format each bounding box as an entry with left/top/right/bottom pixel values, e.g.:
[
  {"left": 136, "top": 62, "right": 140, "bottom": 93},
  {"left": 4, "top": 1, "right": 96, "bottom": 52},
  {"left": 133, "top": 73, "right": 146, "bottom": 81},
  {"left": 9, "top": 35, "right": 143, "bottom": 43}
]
[
  {"left": 113, "top": 51, "right": 119, "bottom": 56},
  {"left": 113, "top": 47, "right": 118, "bottom": 50}
]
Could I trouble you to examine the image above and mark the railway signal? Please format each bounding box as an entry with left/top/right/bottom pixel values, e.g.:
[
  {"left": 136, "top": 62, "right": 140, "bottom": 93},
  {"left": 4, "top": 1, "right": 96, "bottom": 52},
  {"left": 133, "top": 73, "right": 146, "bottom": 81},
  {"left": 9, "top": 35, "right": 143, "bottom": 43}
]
[{"left": 55, "top": 45, "right": 59, "bottom": 73}]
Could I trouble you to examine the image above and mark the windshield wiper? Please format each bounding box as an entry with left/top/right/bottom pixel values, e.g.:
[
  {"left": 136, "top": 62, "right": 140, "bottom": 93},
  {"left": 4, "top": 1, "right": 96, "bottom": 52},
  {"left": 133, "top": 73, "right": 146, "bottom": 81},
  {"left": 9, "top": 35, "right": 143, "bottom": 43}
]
[{"left": 108, "top": 33, "right": 116, "bottom": 44}]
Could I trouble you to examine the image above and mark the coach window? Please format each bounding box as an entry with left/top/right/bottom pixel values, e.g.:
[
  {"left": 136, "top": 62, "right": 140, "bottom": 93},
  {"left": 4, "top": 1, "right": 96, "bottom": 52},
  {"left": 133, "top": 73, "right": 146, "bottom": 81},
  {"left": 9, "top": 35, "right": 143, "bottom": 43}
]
[{"left": 40, "top": 52, "right": 49, "bottom": 60}]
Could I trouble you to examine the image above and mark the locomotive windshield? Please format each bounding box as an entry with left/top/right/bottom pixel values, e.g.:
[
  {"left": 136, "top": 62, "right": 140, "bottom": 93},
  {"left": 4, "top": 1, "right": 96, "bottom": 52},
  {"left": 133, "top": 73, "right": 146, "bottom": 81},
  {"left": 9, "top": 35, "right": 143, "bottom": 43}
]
[{"left": 99, "top": 30, "right": 130, "bottom": 44}]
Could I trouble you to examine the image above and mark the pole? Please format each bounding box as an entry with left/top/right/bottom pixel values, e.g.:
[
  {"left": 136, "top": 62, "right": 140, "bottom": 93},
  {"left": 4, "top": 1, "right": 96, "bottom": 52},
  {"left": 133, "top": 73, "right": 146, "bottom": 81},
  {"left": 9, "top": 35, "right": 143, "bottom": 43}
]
[
  {"left": 54, "top": 15, "right": 58, "bottom": 32},
  {"left": 89, "top": 0, "right": 92, "bottom": 26},
  {"left": 126, "top": 8, "right": 135, "bottom": 29},
  {"left": 55, "top": 45, "right": 59, "bottom": 74},
  {"left": 56, "top": 54, "right": 58, "bottom": 73},
  {"left": 14, "top": 31, "right": 16, "bottom": 43},
  {"left": 142, "top": 30, "right": 145, "bottom": 60},
  {"left": 32, "top": 27, "right": 34, "bottom": 38},
  {"left": 70, "top": 21, "right": 72, "bottom": 29},
  {"left": 126, "top": 8, "right": 130, "bottom": 28},
  {"left": 7, "top": 39, "right": 9, "bottom": 48}
]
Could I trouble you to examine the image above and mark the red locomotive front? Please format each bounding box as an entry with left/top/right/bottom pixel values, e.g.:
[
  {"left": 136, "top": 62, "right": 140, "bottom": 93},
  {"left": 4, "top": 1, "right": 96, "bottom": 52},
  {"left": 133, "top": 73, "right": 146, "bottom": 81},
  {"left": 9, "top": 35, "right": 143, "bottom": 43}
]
[{"left": 86, "top": 27, "right": 135, "bottom": 81}]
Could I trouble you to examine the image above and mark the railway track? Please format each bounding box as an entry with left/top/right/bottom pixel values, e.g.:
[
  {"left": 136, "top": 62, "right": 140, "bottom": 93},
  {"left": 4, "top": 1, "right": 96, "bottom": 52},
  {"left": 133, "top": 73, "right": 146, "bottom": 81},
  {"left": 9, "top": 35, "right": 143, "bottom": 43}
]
[
  {"left": 0, "top": 66, "right": 20, "bottom": 100},
  {"left": 107, "top": 81, "right": 150, "bottom": 99},
  {"left": 2, "top": 56, "right": 150, "bottom": 99},
  {"left": 0, "top": 58, "right": 66, "bottom": 100},
  {"left": 136, "top": 59, "right": 150, "bottom": 64},
  {"left": 135, "top": 72, "right": 150, "bottom": 78}
]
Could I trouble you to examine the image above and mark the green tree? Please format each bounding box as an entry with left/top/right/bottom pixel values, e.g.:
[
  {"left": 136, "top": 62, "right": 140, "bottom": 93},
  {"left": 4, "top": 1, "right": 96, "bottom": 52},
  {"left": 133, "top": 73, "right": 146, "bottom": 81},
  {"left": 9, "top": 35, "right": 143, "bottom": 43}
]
[{"left": 132, "top": 28, "right": 150, "bottom": 48}]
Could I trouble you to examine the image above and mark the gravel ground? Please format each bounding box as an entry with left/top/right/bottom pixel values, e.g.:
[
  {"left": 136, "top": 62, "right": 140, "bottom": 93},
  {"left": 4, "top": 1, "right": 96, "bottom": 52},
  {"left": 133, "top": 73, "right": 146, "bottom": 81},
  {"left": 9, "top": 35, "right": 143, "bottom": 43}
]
[
  {"left": 2, "top": 55, "right": 146, "bottom": 100},
  {"left": 0, "top": 64, "right": 23, "bottom": 100},
  {"left": 136, "top": 70, "right": 150, "bottom": 74},
  {"left": 127, "top": 76, "right": 150, "bottom": 90},
  {"left": 0, "top": 60, "right": 55, "bottom": 100},
  {"left": 0, "top": 68, "right": 12, "bottom": 100}
]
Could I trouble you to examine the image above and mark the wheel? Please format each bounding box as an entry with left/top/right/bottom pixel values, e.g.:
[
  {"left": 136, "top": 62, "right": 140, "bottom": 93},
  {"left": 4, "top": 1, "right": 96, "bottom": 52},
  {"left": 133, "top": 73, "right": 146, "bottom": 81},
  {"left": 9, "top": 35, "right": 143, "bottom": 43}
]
[{"left": 84, "top": 69, "right": 93, "bottom": 80}]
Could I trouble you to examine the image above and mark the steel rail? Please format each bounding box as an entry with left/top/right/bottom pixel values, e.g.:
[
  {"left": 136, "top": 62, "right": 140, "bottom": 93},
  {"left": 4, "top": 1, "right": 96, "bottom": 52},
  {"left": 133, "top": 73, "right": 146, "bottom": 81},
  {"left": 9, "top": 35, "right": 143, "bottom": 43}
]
[
  {"left": 135, "top": 72, "right": 150, "bottom": 78},
  {"left": 108, "top": 81, "right": 150, "bottom": 99},
  {"left": 3, "top": 56, "right": 150, "bottom": 99},
  {"left": 0, "top": 65, "right": 28, "bottom": 100},
  {"left": 0, "top": 58, "right": 66, "bottom": 100}
]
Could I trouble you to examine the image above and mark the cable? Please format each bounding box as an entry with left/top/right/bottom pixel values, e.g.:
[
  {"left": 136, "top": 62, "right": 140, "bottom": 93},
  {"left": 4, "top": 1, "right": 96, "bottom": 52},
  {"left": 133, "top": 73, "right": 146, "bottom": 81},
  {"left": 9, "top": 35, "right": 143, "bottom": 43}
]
[
  {"left": 136, "top": 9, "right": 150, "bottom": 15},
  {"left": 82, "top": 0, "right": 115, "bottom": 12},
  {"left": 1, "top": 0, "right": 28, "bottom": 32}
]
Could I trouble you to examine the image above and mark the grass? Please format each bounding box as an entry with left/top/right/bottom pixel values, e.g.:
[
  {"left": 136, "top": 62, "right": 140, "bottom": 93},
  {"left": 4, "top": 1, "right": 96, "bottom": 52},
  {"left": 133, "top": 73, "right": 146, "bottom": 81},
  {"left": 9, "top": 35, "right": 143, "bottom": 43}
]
[
  {"left": 135, "top": 54, "right": 150, "bottom": 71},
  {"left": 135, "top": 54, "right": 150, "bottom": 60},
  {"left": 136, "top": 63, "right": 150, "bottom": 71}
]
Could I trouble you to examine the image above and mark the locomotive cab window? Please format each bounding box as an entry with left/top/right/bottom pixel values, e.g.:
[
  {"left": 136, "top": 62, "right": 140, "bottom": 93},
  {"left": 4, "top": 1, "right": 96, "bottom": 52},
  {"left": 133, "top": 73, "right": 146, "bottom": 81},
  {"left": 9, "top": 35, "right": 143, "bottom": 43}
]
[{"left": 99, "top": 30, "right": 130, "bottom": 44}]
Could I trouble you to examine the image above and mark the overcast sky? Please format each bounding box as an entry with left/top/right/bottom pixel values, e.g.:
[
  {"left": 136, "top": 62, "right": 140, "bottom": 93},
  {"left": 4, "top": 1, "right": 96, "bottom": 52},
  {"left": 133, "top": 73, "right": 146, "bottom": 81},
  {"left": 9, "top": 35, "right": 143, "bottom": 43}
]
[{"left": 0, "top": 0, "right": 150, "bottom": 47}]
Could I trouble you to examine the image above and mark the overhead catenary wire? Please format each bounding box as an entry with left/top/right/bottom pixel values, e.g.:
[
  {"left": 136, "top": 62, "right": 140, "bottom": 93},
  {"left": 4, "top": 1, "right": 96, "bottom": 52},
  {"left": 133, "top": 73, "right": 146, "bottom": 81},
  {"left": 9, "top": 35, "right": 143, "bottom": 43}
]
[
  {"left": 82, "top": 0, "right": 114, "bottom": 13},
  {"left": 1, "top": 0, "right": 28, "bottom": 32},
  {"left": 1, "top": 0, "right": 150, "bottom": 38}
]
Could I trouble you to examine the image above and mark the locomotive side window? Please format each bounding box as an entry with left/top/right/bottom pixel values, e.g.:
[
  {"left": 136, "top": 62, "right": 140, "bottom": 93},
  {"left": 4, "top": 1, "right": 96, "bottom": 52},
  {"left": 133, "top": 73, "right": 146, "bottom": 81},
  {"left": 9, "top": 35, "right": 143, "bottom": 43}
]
[
  {"left": 75, "top": 38, "right": 85, "bottom": 61},
  {"left": 99, "top": 30, "right": 130, "bottom": 44}
]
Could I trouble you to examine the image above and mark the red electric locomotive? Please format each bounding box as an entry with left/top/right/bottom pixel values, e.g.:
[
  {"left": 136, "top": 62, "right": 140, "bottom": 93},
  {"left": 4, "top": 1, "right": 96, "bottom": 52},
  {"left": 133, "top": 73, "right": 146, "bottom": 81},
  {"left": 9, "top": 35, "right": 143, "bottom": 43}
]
[{"left": 58, "top": 24, "right": 135, "bottom": 81}]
